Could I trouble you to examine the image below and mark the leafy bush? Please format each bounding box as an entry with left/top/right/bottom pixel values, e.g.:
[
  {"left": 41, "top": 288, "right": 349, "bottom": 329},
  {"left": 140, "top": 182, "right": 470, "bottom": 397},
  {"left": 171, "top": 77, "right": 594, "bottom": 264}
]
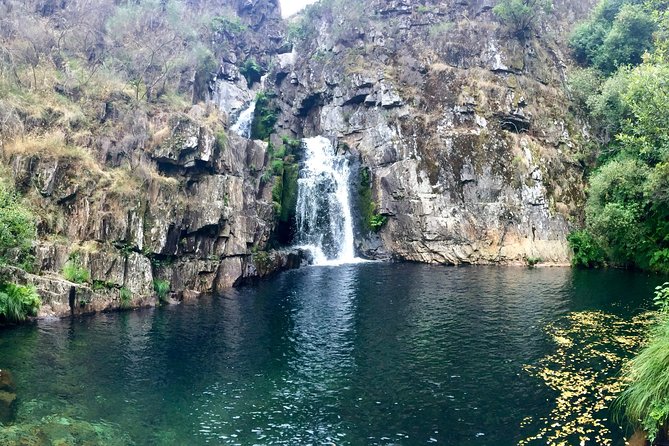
[
  {"left": 369, "top": 214, "right": 388, "bottom": 232},
  {"left": 596, "top": 5, "right": 656, "bottom": 72},
  {"left": 569, "top": 0, "right": 655, "bottom": 73},
  {"left": 525, "top": 256, "right": 542, "bottom": 267},
  {"left": 618, "top": 283, "right": 669, "bottom": 442},
  {"left": 570, "top": 20, "right": 609, "bottom": 65},
  {"left": 250, "top": 92, "right": 278, "bottom": 141},
  {"left": 240, "top": 59, "right": 263, "bottom": 87},
  {"left": 210, "top": 15, "right": 247, "bottom": 36},
  {"left": 63, "top": 258, "right": 91, "bottom": 284},
  {"left": 618, "top": 63, "right": 669, "bottom": 164},
  {"left": 215, "top": 130, "right": 228, "bottom": 152},
  {"left": 567, "top": 230, "right": 606, "bottom": 267},
  {"left": 0, "top": 283, "right": 41, "bottom": 323},
  {"left": 0, "top": 179, "right": 36, "bottom": 269},
  {"left": 492, "top": 0, "right": 553, "bottom": 38},
  {"left": 586, "top": 67, "right": 632, "bottom": 138},
  {"left": 567, "top": 68, "right": 603, "bottom": 112},
  {"left": 153, "top": 279, "right": 170, "bottom": 303}
]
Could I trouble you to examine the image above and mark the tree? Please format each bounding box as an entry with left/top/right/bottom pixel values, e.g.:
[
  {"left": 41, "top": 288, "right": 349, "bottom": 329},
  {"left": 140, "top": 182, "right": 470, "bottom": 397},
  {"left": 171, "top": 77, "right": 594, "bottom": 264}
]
[
  {"left": 492, "top": 0, "right": 553, "bottom": 38},
  {"left": 105, "top": 0, "right": 200, "bottom": 101},
  {"left": 618, "top": 63, "right": 669, "bottom": 164},
  {"left": 595, "top": 4, "right": 656, "bottom": 73},
  {"left": 569, "top": 0, "right": 655, "bottom": 73}
]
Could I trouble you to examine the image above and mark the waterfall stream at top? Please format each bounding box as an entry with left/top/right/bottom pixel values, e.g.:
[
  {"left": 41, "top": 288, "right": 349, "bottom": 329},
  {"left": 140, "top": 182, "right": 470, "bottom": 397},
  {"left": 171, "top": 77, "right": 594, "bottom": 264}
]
[
  {"left": 295, "top": 136, "right": 362, "bottom": 266},
  {"left": 230, "top": 75, "right": 267, "bottom": 139},
  {"left": 230, "top": 100, "right": 255, "bottom": 138}
]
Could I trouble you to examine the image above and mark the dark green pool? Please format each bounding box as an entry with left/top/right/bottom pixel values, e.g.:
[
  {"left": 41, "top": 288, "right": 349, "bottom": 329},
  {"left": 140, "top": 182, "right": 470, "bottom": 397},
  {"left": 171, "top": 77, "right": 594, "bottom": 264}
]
[{"left": 0, "top": 264, "right": 663, "bottom": 445}]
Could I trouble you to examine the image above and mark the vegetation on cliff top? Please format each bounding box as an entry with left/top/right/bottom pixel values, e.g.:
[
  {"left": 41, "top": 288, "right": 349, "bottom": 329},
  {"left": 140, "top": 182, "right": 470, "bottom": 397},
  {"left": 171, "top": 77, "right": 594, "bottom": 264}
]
[{"left": 567, "top": 0, "right": 669, "bottom": 273}]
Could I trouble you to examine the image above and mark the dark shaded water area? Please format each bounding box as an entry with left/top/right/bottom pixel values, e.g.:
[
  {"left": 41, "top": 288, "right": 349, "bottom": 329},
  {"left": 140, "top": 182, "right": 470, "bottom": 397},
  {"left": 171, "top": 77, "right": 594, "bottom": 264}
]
[{"left": 0, "top": 264, "right": 665, "bottom": 445}]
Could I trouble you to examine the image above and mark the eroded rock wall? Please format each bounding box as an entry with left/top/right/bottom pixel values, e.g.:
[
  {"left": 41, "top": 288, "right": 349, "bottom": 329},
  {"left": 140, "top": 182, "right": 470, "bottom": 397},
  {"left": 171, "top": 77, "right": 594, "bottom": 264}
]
[
  {"left": 270, "top": 0, "right": 596, "bottom": 264},
  {"left": 0, "top": 0, "right": 294, "bottom": 318}
]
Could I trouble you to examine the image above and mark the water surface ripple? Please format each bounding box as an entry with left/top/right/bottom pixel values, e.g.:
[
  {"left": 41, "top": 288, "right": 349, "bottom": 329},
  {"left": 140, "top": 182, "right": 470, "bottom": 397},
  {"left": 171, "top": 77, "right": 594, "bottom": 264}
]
[{"left": 0, "top": 264, "right": 662, "bottom": 445}]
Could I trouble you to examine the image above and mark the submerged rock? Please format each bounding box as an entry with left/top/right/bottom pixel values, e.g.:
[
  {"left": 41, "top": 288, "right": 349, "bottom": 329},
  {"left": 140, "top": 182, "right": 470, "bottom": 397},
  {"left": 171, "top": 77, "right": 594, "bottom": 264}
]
[
  {"left": 0, "top": 390, "right": 16, "bottom": 424},
  {"left": 0, "top": 416, "right": 134, "bottom": 445},
  {"left": 0, "top": 370, "right": 15, "bottom": 393},
  {"left": 0, "top": 369, "right": 17, "bottom": 424}
]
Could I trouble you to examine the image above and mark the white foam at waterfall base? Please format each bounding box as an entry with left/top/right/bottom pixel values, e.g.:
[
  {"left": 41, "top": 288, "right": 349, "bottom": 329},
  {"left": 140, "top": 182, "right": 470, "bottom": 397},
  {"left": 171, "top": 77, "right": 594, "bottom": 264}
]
[
  {"left": 230, "top": 100, "right": 256, "bottom": 139},
  {"left": 295, "top": 136, "right": 365, "bottom": 266}
]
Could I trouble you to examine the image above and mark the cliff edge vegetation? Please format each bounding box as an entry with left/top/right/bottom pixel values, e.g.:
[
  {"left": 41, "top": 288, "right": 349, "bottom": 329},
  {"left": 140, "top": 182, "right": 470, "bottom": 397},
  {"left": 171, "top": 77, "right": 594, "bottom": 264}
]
[{"left": 566, "top": 0, "right": 669, "bottom": 273}]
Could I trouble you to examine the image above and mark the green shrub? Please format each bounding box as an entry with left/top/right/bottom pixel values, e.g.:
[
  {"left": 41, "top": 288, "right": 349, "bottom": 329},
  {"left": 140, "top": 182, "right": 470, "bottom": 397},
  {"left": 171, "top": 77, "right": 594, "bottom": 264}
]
[
  {"left": 215, "top": 130, "right": 227, "bottom": 152},
  {"left": 492, "top": 0, "right": 553, "bottom": 38},
  {"left": 570, "top": 20, "right": 609, "bottom": 65},
  {"left": 63, "top": 258, "right": 91, "bottom": 284},
  {"left": 369, "top": 214, "right": 388, "bottom": 232},
  {"left": 0, "top": 283, "right": 41, "bottom": 322},
  {"left": 569, "top": 0, "right": 655, "bottom": 73},
  {"left": 153, "top": 279, "right": 170, "bottom": 303},
  {"left": 92, "top": 280, "right": 115, "bottom": 291},
  {"left": 595, "top": 4, "right": 656, "bottom": 73},
  {"left": 271, "top": 159, "right": 284, "bottom": 175},
  {"left": 653, "top": 282, "right": 669, "bottom": 313},
  {"left": 240, "top": 58, "right": 263, "bottom": 87},
  {"left": 119, "top": 287, "right": 132, "bottom": 309},
  {"left": 251, "top": 92, "right": 278, "bottom": 140},
  {"left": 567, "top": 230, "right": 606, "bottom": 267},
  {"left": 211, "top": 15, "right": 247, "bottom": 35},
  {"left": 0, "top": 179, "right": 36, "bottom": 269},
  {"left": 253, "top": 250, "right": 272, "bottom": 272},
  {"left": 618, "top": 283, "right": 669, "bottom": 442},
  {"left": 525, "top": 256, "right": 542, "bottom": 267},
  {"left": 567, "top": 68, "right": 603, "bottom": 112},
  {"left": 356, "top": 167, "right": 387, "bottom": 233},
  {"left": 281, "top": 136, "right": 302, "bottom": 154},
  {"left": 587, "top": 67, "right": 632, "bottom": 137}
]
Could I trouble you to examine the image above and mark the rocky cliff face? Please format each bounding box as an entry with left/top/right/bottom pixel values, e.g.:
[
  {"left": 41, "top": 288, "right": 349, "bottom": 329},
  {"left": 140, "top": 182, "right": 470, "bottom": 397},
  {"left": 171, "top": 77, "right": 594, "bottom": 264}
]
[
  {"left": 269, "top": 0, "right": 596, "bottom": 264},
  {"left": 0, "top": 0, "right": 297, "bottom": 318},
  {"left": 2, "top": 0, "right": 598, "bottom": 319}
]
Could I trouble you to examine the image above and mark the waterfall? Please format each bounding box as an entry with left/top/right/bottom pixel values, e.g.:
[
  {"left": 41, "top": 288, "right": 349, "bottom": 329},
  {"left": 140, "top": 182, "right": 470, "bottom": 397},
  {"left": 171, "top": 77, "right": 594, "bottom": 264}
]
[
  {"left": 230, "top": 100, "right": 256, "bottom": 139},
  {"left": 295, "top": 136, "right": 361, "bottom": 266},
  {"left": 230, "top": 75, "right": 268, "bottom": 139}
]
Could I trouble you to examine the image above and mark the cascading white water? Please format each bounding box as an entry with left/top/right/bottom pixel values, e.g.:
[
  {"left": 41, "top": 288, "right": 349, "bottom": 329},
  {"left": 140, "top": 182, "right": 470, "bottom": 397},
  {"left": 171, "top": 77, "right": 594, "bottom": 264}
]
[
  {"left": 230, "top": 75, "right": 268, "bottom": 139},
  {"left": 295, "top": 136, "right": 360, "bottom": 266},
  {"left": 230, "top": 100, "right": 256, "bottom": 139}
]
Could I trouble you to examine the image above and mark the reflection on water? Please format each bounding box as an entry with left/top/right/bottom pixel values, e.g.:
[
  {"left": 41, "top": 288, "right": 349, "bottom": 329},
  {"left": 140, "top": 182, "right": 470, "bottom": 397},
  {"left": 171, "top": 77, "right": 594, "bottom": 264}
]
[{"left": 0, "top": 264, "right": 664, "bottom": 445}]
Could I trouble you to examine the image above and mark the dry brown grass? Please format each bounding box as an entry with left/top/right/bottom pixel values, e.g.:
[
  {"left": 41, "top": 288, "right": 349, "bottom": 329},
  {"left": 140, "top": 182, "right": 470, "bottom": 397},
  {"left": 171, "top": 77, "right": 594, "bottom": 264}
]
[
  {"left": 5, "top": 131, "right": 103, "bottom": 173},
  {"left": 150, "top": 126, "right": 171, "bottom": 149}
]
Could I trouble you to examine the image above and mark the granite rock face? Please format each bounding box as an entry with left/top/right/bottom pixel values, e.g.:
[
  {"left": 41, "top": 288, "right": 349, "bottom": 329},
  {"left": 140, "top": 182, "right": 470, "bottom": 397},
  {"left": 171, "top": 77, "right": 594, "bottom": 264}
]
[{"left": 268, "top": 0, "right": 596, "bottom": 265}]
